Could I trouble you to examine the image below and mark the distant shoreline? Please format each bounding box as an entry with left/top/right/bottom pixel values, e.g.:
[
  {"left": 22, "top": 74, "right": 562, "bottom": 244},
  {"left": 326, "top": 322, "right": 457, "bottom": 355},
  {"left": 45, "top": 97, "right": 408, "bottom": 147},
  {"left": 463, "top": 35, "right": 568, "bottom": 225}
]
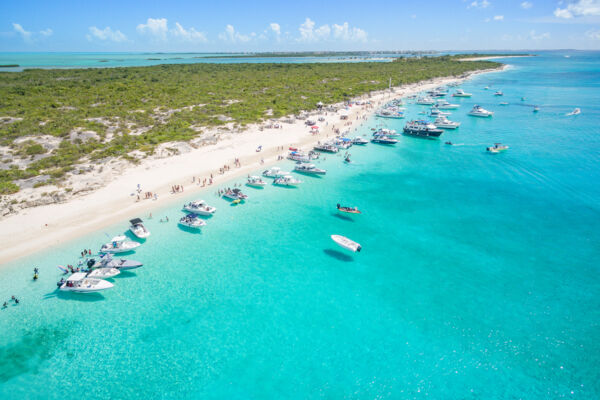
[{"left": 457, "top": 55, "right": 533, "bottom": 61}]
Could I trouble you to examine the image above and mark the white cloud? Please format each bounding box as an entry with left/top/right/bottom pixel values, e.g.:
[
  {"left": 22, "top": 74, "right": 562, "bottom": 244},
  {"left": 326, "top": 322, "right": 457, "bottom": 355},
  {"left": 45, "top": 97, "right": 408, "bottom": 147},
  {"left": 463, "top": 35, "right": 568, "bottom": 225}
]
[
  {"left": 298, "top": 18, "right": 331, "bottom": 42},
  {"left": 137, "top": 17, "right": 168, "bottom": 40},
  {"left": 40, "top": 28, "right": 53, "bottom": 37},
  {"left": 530, "top": 30, "right": 551, "bottom": 40},
  {"left": 468, "top": 0, "right": 491, "bottom": 9},
  {"left": 87, "top": 26, "right": 127, "bottom": 43},
  {"left": 493, "top": 15, "right": 504, "bottom": 21},
  {"left": 218, "top": 24, "right": 250, "bottom": 42},
  {"left": 554, "top": 0, "right": 600, "bottom": 19},
  {"left": 332, "top": 22, "right": 368, "bottom": 42},
  {"left": 297, "top": 18, "right": 367, "bottom": 43},
  {"left": 521, "top": 1, "right": 533, "bottom": 9},
  {"left": 585, "top": 28, "right": 600, "bottom": 38},
  {"left": 269, "top": 23, "right": 281, "bottom": 36},
  {"left": 171, "top": 22, "right": 207, "bottom": 42},
  {"left": 12, "top": 23, "right": 32, "bottom": 42}
]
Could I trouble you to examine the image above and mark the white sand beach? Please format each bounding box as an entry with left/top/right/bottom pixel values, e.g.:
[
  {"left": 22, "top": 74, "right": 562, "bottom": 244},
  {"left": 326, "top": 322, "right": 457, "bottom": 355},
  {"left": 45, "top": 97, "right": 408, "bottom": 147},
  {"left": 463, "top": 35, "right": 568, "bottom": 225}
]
[{"left": 0, "top": 66, "right": 504, "bottom": 265}]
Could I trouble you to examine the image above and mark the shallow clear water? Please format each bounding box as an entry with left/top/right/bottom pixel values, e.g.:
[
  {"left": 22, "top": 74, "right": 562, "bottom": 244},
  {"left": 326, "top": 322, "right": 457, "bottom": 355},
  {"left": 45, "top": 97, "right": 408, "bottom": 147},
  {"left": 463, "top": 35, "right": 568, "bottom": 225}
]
[{"left": 0, "top": 52, "right": 599, "bottom": 399}]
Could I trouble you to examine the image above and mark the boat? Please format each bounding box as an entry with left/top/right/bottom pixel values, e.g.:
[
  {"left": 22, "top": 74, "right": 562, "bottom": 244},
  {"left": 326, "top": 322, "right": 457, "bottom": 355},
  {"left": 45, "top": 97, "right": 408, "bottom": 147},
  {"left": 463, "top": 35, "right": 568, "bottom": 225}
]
[
  {"left": 92, "top": 254, "right": 143, "bottom": 270},
  {"left": 371, "top": 135, "right": 398, "bottom": 144},
  {"left": 468, "top": 105, "right": 494, "bottom": 117},
  {"left": 486, "top": 143, "right": 509, "bottom": 153},
  {"left": 373, "top": 128, "right": 400, "bottom": 137},
  {"left": 100, "top": 236, "right": 140, "bottom": 254},
  {"left": 429, "top": 107, "right": 451, "bottom": 117},
  {"left": 262, "top": 166, "right": 290, "bottom": 178},
  {"left": 484, "top": 86, "right": 490, "bottom": 90},
  {"left": 294, "top": 163, "right": 326, "bottom": 175},
  {"left": 331, "top": 235, "right": 361, "bottom": 252},
  {"left": 273, "top": 175, "right": 302, "bottom": 186},
  {"left": 494, "top": 91, "right": 504, "bottom": 96},
  {"left": 287, "top": 151, "right": 310, "bottom": 162},
  {"left": 178, "top": 214, "right": 207, "bottom": 229},
  {"left": 313, "top": 143, "right": 339, "bottom": 153},
  {"left": 533, "top": 106, "right": 540, "bottom": 112},
  {"left": 351, "top": 136, "right": 369, "bottom": 145},
  {"left": 566, "top": 108, "right": 581, "bottom": 116},
  {"left": 376, "top": 109, "right": 404, "bottom": 119},
  {"left": 246, "top": 176, "right": 267, "bottom": 188},
  {"left": 183, "top": 200, "right": 216, "bottom": 215},
  {"left": 334, "top": 137, "right": 353, "bottom": 150},
  {"left": 416, "top": 96, "right": 435, "bottom": 105},
  {"left": 436, "top": 100, "right": 460, "bottom": 110},
  {"left": 129, "top": 218, "right": 150, "bottom": 239},
  {"left": 58, "top": 272, "right": 114, "bottom": 293},
  {"left": 433, "top": 116, "right": 461, "bottom": 129},
  {"left": 222, "top": 188, "right": 248, "bottom": 201},
  {"left": 452, "top": 89, "right": 472, "bottom": 97},
  {"left": 499, "top": 102, "right": 509, "bottom": 106},
  {"left": 403, "top": 120, "right": 444, "bottom": 138},
  {"left": 337, "top": 204, "right": 361, "bottom": 214},
  {"left": 86, "top": 267, "right": 120, "bottom": 279}
]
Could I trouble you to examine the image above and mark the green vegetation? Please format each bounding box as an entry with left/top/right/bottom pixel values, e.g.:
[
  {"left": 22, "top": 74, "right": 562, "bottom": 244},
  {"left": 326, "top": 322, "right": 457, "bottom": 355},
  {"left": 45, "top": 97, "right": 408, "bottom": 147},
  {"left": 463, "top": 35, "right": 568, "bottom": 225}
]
[{"left": 0, "top": 56, "right": 500, "bottom": 192}]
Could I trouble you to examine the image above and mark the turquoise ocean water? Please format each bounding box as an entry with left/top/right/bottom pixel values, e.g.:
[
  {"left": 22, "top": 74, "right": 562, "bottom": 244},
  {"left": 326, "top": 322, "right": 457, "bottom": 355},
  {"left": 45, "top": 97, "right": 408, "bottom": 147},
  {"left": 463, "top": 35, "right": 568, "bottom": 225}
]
[{"left": 0, "top": 52, "right": 599, "bottom": 399}]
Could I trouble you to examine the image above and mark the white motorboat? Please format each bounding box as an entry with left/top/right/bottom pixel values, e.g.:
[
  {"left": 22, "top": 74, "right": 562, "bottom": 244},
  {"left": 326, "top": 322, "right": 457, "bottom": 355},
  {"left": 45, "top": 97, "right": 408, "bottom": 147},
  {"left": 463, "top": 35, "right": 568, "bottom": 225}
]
[
  {"left": 86, "top": 267, "right": 120, "bottom": 279},
  {"left": 371, "top": 135, "right": 398, "bottom": 144},
  {"left": 352, "top": 136, "right": 369, "bottom": 145},
  {"left": 287, "top": 151, "right": 310, "bottom": 162},
  {"left": 533, "top": 106, "right": 540, "bottom": 112},
  {"left": 334, "top": 138, "right": 353, "bottom": 150},
  {"left": 94, "top": 254, "right": 143, "bottom": 270},
  {"left": 373, "top": 128, "right": 400, "bottom": 137},
  {"left": 416, "top": 96, "right": 435, "bottom": 105},
  {"left": 178, "top": 214, "right": 207, "bottom": 229},
  {"left": 429, "top": 107, "right": 451, "bottom": 117},
  {"left": 434, "top": 116, "right": 461, "bottom": 129},
  {"left": 100, "top": 236, "right": 140, "bottom": 254},
  {"left": 294, "top": 163, "right": 326, "bottom": 175},
  {"left": 262, "top": 166, "right": 290, "bottom": 178},
  {"left": 129, "top": 218, "right": 150, "bottom": 239},
  {"left": 58, "top": 272, "right": 114, "bottom": 293},
  {"left": 246, "top": 176, "right": 267, "bottom": 188},
  {"left": 452, "top": 89, "right": 472, "bottom": 97},
  {"left": 376, "top": 109, "right": 405, "bottom": 119},
  {"left": 486, "top": 143, "right": 509, "bottom": 153},
  {"left": 222, "top": 188, "right": 248, "bottom": 201},
  {"left": 273, "top": 175, "right": 302, "bottom": 186},
  {"left": 314, "top": 143, "right": 339, "bottom": 153},
  {"left": 183, "top": 200, "right": 216, "bottom": 215},
  {"left": 436, "top": 100, "right": 460, "bottom": 110},
  {"left": 331, "top": 235, "right": 362, "bottom": 252},
  {"left": 566, "top": 108, "right": 581, "bottom": 116},
  {"left": 468, "top": 105, "right": 494, "bottom": 117},
  {"left": 494, "top": 91, "right": 504, "bottom": 96}
]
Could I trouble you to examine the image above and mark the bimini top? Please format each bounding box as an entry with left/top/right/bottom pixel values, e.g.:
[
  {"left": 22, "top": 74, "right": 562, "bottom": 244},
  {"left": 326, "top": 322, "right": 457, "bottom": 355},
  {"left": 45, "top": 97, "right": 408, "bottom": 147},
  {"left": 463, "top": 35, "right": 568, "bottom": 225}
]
[
  {"left": 110, "top": 235, "right": 127, "bottom": 242},
  {"left": 129, "top": 218, "right": 143, "bottom": 225},
  {"left": 67, "top": 272, "right": 88, "bottom": 281}
]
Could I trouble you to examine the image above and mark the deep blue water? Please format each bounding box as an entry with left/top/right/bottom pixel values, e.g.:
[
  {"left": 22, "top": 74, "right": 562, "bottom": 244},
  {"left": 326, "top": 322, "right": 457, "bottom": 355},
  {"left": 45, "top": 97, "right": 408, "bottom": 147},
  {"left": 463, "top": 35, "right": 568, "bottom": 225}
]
[{"left": 0, "top": 52, "right": 598, "bottom": 399}]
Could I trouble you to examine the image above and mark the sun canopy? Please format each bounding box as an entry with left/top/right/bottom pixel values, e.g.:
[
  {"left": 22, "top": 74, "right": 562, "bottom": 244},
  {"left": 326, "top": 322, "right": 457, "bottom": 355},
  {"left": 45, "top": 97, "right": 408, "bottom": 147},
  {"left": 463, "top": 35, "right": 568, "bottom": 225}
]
[
  {"left": 67, "top": 272, "right": 87, "bottom": 281},
  {"left": 111, "top": 236, "right": 126, "bottom": 242},
  {"left": 129, "top": 218, "right": 143, "bottom": 225}
]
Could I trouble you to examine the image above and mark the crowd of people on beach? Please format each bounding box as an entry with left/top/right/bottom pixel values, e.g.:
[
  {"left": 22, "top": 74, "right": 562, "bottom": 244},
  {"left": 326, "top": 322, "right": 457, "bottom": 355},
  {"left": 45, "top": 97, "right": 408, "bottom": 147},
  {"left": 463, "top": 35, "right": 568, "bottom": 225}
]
[{"left": 172, "top": 185, "right": 184, "bottom": 193}]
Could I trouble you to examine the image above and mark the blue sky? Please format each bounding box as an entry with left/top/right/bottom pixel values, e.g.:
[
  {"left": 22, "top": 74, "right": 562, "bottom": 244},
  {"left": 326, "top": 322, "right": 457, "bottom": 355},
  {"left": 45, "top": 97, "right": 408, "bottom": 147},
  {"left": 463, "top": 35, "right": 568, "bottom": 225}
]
[{"left": 1, "top": 0, "right": 600, "bottom": 51}]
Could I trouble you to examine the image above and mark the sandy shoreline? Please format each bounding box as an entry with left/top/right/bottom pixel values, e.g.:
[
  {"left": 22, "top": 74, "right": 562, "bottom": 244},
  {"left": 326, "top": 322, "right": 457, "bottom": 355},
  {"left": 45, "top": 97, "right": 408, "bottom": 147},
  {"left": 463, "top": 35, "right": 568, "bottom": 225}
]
[{"left": 0, "top": 65, "right": 505, "bottom": 266}]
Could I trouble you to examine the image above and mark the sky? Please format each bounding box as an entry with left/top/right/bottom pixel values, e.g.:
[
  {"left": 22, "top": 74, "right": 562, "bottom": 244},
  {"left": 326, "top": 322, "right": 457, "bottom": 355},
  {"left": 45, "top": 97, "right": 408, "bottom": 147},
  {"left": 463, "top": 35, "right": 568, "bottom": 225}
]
[{"left": 1, "top": 0, "right": 600, "bottom": 52}]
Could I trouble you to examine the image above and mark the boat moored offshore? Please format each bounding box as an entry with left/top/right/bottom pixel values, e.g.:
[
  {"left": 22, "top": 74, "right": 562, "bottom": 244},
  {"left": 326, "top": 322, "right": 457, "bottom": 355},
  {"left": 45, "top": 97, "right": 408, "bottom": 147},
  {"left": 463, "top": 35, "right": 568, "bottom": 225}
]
[
  {"left": 183, "top": 200, "right": 216, "bottom": 216},
  {"left": 403, "top": 120, "right": 444, "bottom": 138},
  {"left": 58, "top": 272, "right": 114, "bottom": 293},
  {"left": 273, "top": 175, "right": 302, "bottom": 186},
  {"left": 294, "top": 162, "right": 326, "bottom": 175},
  {"left": 263, "top": 166, "right": 290, "bottom": 178},
  {"left": 468, "top": 105, "right": 494, "bottom": 117},
  {"left": 433, "top": 116, "right": 461, "bottom": 129},
  {"left": 452, "top": 89, "right": 472, "bottom": 97},
  {"left": 179, "top": 214, "right": 207, "bottom": 229},
  {"left": 100, "top": 236, "right": 140, "bottom": 254},
  {"left": 129, "top": 218, "right": 150, "bottom": 239},
  {"left": 246, "top": 176, "right": 267, "bottom": 188}
]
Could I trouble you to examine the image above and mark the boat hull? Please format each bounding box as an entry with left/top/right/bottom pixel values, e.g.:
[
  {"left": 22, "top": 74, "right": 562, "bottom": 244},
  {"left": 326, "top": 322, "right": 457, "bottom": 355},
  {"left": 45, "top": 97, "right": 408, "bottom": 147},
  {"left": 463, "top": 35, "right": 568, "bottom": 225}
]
[{"left": 402, "top": 128, "right": 443, "bottom": 138}]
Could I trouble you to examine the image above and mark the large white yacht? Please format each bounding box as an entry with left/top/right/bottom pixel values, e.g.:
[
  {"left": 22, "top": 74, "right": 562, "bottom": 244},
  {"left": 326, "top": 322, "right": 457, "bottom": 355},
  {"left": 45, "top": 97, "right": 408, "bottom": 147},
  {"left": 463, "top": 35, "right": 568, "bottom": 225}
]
[
  {"left": 58, "top": 272, "right": 114, "bottom": 293},
  {"left": 129, "top": 218, "right": 150, "bottom": 239},
  {"left": 436, "top": 100, "right": 460, "bottom": 110},
  {"left": 403, "top": 120, "right": 444, "bottom": 138},
  {"left": 294, "top": 163, "right": 326, "bottom": 175},
  {"left": 178, "top": 214, "right": 207, "bottom": 229},
  {"left": 100, "top": 236, "right": 140, "bottom": 254},
  {"left": 416, "top": 96, "right": 435, "bottom": 105},
  {"left": 262, "top": 166, "right": 290, "bottom": 178},
  {"left": 468, "top": 105, "right": 494, "bottom": 117},
  {"left": 434, "top": 116, "right": 461, "bottom": 129},
  {"left": 183, "top": 200, "right": 216, "bottom": 216},
  {"left": 287, "top": 151, "right": 311, "bottom": 162},
  {"left": 452, "top": 89, "right": 472, "bottom": 97},
  {"left": 273, "top": 175, "right": 302, "bottom": 186}
]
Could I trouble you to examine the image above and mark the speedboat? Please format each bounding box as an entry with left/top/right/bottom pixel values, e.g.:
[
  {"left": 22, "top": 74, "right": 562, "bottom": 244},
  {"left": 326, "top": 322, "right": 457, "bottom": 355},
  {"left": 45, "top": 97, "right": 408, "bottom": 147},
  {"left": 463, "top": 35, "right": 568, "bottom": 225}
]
[
  {"left": 351, "top": 136, "right": 369, "bottom": 145},
  {"left": 313, "top": 143, "right": 339, "bottom": 153},
  {"left": 371, "top": 135, "right": 398, "bottom": 144},
  {"left": 58, "top": 272, "right": 114, "bottom": 293},
  {"left": 287, "top": 151, "right": 310, "bottom": 162},
  {"left": 452, "top": 89, "right": 472, "bottom": 97},
  {"left": 416, "top": 96, "right": 435, "bottom": 105},
  {"left": 129, "top": 218, "right": 150, "bottom": 239},
  {"left": 499, "top": 102, "right": 509, "bottom": 106},
  {"left": 86, "top": 267, "right": 120, "bottom": 279},
  {"left": 294, "top": 163, "right": 326, "bottom": 175},
  {"left": 246, "top": 176, "right": 267, "bottom": 188},
  {"left": 533, "top": 106, "right": 540, "bottom": 112},
  {"left": 436, "top": 100, "right": 460, "bottom": 110},
  {"left": 434, "top": 116, "right": 460, "bottom": 129},
  {"left": 183, "top": 200, "right": 216, "bottom": 215},
  {"left": 93, "top": 254, "right": 143, "bottom": 270},
  {"left": 222, "top": 188, "right": 248, "bottom": 201},
  {"left": 468, "top": 105, "right": 493, "bottom": 117},
  {"left": 273, "top": 175, "right": 302, "bottom": 186},
  {"left": 566, "top": 108, "right": 581, "bottom": 116},
  {"left": 262, "top": 166, "right": 290, "bottom": 178},
  {"left": 373, "top": 128, "right": 400, "bottom": 137},
  {"left": 494, "top": 91, "right": 504, "bottom": 96},
  {"left": 100, "top": 236, "right": 140, "bottom": 254},
  {"left": 486, "top": 143, "right": 509, "bottom": 153},
  {"left": 429, "top": 107, "right": 451, "bottom": 117},
  {"left": 403, "top": 120, "right": 444, "bottom": 138},
  {"left": 337, "top": 204, "right": 361, "bottom": 214},
  {"left": 331, "top": 235, "right": 361, "bottom": 252},
  {"left": 178, "top": 214, "right": 206, "bottom": 229}
]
